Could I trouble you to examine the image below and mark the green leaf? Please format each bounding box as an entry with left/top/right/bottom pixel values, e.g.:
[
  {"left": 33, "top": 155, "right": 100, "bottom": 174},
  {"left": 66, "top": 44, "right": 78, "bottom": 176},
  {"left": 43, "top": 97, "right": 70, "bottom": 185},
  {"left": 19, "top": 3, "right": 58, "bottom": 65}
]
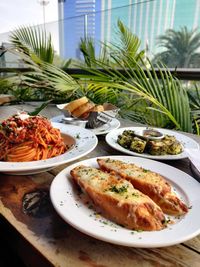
[
  {"left": 28, "top": 100, "right": 52, "bottom": 116},
  {"left": 10, "top": 26, "right": 55, "bottom": 63}
]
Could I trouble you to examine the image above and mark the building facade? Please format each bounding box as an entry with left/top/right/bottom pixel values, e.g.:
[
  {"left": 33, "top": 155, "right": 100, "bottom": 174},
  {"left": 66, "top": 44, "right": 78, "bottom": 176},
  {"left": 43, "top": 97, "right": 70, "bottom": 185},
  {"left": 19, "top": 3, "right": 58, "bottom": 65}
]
[{"left": 58, "top": 0, "right": 200, "bottom": 59}]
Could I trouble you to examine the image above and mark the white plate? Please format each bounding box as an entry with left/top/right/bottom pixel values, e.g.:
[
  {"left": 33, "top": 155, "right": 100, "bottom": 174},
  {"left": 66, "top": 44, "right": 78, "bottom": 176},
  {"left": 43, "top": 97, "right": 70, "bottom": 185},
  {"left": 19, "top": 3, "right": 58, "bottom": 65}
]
[
  {"left": 51, "top": 115, "right": 120, "bottom": 135},
  {"left": 106, "top": 127, "right": 199, "bottom": 160},
  {"left": 50, "top": 155, "right": 200, "bottom": 248},
  {"left": 0, "top": 123, "right": 98, "bottom": 175}
]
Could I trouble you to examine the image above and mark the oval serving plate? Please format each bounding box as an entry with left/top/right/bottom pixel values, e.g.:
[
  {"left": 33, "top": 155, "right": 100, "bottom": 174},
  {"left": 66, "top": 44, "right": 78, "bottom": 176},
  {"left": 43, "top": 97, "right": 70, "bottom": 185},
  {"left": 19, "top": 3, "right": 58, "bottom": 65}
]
[
  {"left": 50, "top": 155, "right": 200, "bottom": 248},
  {"left": 105, "top": 127, "right": 199, "bottom": 160}
]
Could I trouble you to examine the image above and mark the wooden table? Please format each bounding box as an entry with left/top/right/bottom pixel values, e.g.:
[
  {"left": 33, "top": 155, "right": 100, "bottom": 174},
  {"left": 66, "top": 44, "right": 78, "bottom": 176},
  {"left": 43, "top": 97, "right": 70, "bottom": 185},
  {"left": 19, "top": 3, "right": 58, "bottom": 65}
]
[{"left": 1, "top": 103, "right": 200, "bottom": 267}]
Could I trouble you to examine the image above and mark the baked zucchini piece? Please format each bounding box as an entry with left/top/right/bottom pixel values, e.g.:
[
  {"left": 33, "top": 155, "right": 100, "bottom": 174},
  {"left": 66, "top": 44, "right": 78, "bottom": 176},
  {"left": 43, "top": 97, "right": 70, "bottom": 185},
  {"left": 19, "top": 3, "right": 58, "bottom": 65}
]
[
  {"left": 162, "top": 135, "right": 183, "bottom": 155},
  {"left": 147, "top": 140, "right": 167, "bottom": 155},
  {"left": 162, "top": 135, "right": 176, "bottom": 145},
  {"left": 166, "top": 141, "right": 183, "bottom": 155},
  {"left": 130, "top": 137, "right": 147, "bottom": 153},
  {"left": 122, "top": 130, "right": 135, "bottom": 137},
  {"left": 117, "top": 134, "right": 132, "bottom": 148}
]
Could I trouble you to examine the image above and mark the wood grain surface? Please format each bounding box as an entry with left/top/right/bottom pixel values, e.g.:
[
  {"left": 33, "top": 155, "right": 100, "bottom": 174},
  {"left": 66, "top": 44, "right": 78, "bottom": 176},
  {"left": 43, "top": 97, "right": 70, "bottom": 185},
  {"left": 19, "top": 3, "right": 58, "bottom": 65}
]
[{"left": 1, "top": 104, "right": 200, "bottom": 267}]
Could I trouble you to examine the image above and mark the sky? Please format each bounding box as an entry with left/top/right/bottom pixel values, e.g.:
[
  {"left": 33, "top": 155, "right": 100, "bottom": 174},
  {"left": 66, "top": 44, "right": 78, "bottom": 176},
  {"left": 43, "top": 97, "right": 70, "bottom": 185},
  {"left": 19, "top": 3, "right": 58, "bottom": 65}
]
[{"left": 0, "top": 0, "right": 58, "bottom": 34}]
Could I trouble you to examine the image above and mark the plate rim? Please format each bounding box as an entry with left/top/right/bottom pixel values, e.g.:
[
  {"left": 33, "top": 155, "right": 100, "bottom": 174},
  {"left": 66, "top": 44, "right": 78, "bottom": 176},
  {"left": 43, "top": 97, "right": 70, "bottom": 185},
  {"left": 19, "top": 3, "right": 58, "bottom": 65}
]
[
  {"left": 50, "top": 155, "right": 200, "bottom": 248},
  {"left": 0, "top": 122, "right": 98, "bottom": 172},
  {"left": 50, "top": 115, "right": 120, "bottom": 135},
  {"left": 105, "top": 126, "right": 200, "bottom": 160}
]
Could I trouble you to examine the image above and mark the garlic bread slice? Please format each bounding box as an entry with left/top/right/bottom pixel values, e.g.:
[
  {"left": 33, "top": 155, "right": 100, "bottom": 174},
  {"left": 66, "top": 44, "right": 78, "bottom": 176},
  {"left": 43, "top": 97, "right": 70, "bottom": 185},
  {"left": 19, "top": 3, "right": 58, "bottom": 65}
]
[
  {"left": 97, "top": 158, "right": 188, "bottom": 215},
  {"left": 70, "top": 165, "right": 166, "bottom": 231}
]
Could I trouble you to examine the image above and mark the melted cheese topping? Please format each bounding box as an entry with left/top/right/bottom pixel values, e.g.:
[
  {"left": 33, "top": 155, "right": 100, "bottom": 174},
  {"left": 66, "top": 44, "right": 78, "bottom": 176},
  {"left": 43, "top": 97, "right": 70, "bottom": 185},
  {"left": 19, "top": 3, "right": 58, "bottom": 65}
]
[
  {"left": 104, "top": 159, "right": 163, "bottom": 182},
  {"left": 17, "top": 112, "right": 30, "bottom": 120},
  {"left": 75, "top": 167, "right": 155, "bottom": 204}
]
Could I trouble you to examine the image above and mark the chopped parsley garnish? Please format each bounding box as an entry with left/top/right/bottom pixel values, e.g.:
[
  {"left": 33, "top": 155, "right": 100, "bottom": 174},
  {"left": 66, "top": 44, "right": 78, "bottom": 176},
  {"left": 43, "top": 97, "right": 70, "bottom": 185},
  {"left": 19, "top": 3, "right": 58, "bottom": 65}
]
[
  {"left": 132, "top": 193, "right": 139, "bottom": 197},
  {"left": 76, "top": 133, "right": 80, "bottom": 139},
  {"left": 109, "top": 185, "right": 128, "bottom": 194}
]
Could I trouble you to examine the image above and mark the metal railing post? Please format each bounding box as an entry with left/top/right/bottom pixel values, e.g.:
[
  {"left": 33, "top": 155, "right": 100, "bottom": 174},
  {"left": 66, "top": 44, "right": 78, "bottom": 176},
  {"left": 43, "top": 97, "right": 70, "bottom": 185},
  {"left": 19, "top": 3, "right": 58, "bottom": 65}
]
[{"left": 84, "top": 14, "right": 88, "bottom": 39}]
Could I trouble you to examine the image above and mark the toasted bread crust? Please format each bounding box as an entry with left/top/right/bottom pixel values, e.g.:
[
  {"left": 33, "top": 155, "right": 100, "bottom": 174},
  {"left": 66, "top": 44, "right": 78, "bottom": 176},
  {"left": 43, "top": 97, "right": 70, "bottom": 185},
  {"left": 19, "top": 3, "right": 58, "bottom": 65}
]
[
  {"left": 70, "top": 165, "right": 165, "bottom": 231},
  {"left": 90, "top": 105, "right": 104, "bottom": 112},
  {"left": 97, "top": 158, "right": 188, "bottom": 215},
  {"left": 72, "top": 102, "right": 95, "bottom": 118},
  {"left": 64, "top": 97, "right": 88, "bottom": 113}
]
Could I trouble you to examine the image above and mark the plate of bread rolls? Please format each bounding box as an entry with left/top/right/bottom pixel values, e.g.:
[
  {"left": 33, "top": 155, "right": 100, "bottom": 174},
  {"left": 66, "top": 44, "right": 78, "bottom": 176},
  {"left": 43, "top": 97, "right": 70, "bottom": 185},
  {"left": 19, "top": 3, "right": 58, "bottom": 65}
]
[
  {"left": 55, "top": 97, "right": 120, "bottom": 135},
  {"left": 57, "top": 96, "right": 111, "bottom": 118}
]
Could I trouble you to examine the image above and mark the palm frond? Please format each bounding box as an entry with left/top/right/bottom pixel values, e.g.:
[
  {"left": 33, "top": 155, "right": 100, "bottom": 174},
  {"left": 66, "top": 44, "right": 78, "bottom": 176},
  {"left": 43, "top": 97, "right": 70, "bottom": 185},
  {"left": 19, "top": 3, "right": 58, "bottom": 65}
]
[
  {"left": 79, "top": 37, "right": 96, "bottom": 67},
  {"left": 6, "top": 49, "right": 80, "bottom": 100},
  {"left": 10, "top": 25, "right": 55, "bottom": 63},
  {"left": 154, "top": 27, "right": 200, "bottom": 68},
  {"left": 188, "top": 83, "right": 200, "bottom": 110},
  {"left": 77, "top": 48, "right": 192, "bottom": 132},
  {"left": 5, "top": 22, "right": 193, "bottom": 134},
  {"left": 117, "top": 20, "right": 143, "bottom": 60}
]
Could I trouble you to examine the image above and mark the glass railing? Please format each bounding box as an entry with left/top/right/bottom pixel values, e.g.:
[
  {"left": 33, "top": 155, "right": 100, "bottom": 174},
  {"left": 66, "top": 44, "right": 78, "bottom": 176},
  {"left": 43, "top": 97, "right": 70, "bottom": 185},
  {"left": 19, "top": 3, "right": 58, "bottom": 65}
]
[
  {"left": 0, "top": 20, "right": 60, "bottom": 70},
  {"left": 0, "top": 0, "right": 200, "bottom": 71}
]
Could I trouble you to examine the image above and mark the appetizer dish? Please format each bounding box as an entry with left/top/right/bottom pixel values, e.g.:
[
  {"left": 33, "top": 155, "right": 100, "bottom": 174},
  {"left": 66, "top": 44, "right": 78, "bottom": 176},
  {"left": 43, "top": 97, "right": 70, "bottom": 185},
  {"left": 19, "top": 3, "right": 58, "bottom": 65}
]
[
  {"left": 117, "top": 129, "right": 183, "bottom": 156},
  {"left": 70, "top": 158, "right": 188, "bottom": 232},
  {"left": 50, "top": 155, "right": 200, "bottom": 247}
]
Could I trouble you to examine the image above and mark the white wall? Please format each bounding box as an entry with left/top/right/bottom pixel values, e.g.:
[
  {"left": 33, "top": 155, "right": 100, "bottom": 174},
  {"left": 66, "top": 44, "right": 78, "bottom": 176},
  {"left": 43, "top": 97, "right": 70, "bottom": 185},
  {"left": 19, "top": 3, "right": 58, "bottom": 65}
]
[
  {"left": 0, "top": 0, "right": 59, "bottom": 53},
  {"left": 0, "top": 0, "right": 58, "bottom": 33}
]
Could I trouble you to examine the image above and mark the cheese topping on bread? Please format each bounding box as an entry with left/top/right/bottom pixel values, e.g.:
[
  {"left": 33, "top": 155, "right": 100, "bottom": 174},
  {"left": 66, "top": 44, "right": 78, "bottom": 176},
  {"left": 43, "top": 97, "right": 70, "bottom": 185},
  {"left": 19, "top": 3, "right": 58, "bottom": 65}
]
[
  {"left": 97, "top": 158, "right": 188, "bottom": 215},
  {"left": 70, "top": 165, "right": 166, "bottom": 231}
]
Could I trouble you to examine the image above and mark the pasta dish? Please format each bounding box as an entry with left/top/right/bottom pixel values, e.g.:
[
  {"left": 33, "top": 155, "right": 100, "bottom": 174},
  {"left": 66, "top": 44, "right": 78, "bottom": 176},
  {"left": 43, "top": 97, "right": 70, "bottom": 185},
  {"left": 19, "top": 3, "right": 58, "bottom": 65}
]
[{"left": 0, "top": 113, "right": 67, "bottom": 162}]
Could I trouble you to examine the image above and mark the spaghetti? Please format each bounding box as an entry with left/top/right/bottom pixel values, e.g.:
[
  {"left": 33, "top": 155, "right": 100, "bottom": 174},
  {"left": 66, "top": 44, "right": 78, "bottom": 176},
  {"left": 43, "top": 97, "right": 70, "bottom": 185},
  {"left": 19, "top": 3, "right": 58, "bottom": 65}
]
[{"left": 0, "top": 113, "right": 67, "bottom": 162}]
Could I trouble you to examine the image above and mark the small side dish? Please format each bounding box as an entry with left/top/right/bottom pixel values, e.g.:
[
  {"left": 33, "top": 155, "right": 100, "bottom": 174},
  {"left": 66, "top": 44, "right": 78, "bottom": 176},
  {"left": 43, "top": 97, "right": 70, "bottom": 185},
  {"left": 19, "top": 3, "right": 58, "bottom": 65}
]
[
  {"left": 57, "top": 97, "right": 119, "bottom": 129},
  {"left": 136, "top": 129, "right": 164, "bottom": 140},
  {"left": 117, "top": 129, "right": 183, "bottom": 156},
  {"left": 62, "top": 96, "right": 104, "bottom": 119}
]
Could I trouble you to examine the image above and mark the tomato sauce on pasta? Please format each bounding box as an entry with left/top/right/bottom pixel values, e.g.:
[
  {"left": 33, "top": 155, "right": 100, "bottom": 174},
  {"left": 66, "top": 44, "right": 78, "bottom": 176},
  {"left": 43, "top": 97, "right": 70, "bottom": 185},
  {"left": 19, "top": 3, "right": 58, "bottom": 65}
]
[{"left": 0, "top": 113, "right": 67, "bottom": 162}]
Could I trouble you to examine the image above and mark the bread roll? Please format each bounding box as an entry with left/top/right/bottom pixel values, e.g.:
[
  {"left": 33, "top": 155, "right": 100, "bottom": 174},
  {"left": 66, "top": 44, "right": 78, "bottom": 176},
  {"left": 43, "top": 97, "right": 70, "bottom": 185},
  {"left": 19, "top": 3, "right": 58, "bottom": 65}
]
[
  {"left": 91, "top": 105, "right": 104, "bottom": 112},
  {"left": 81, "top": 105, "right": 104, "bottom": 118},
  {"left": 72, "top": 102, "right": 95, "bottom": 118},
  {"left": 64, "top": 97, "right": 88, "bottom": 113}
]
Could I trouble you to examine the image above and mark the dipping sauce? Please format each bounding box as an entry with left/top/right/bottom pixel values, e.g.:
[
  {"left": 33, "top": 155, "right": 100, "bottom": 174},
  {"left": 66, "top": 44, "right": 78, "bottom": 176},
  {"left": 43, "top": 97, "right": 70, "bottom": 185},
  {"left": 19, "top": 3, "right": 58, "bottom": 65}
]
[{"left": 142, "top": 129, "right": 164, "bottom": 139}]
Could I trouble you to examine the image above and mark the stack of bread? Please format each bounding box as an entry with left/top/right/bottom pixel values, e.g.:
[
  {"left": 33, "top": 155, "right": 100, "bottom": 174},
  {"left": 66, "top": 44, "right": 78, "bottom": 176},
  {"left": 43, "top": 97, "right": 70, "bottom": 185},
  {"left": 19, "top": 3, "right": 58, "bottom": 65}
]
[{"left": 64, "top": 97, "right": 104, "bottom": 119}]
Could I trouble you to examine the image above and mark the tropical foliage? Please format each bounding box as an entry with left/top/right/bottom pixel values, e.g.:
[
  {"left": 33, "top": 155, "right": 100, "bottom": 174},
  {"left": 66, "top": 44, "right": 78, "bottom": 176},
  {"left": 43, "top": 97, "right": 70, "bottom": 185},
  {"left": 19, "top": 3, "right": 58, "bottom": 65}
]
[
  {"left": 77, "top": 21, "right": 193, "bottom": 132},
  {"left": 77, "top": 56, "right": 192, "bottom": 132},
  {"left": 10, "top": 26, "right": 55, "bottom": 63},
  {"left": 153, "top": 27, "right": 200, "bottom": 68},
  {"left": 79, "top": 20, "right": 145, "bottom": 68},
  {"left": 187, "top": 83, "right": 200, "bottom": 134},
  {"left": 1, "top": 21, "right": 200, "bottom": 134},
  {"left": 2, "top": 26, "right": 81, "bottom": 102}
]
